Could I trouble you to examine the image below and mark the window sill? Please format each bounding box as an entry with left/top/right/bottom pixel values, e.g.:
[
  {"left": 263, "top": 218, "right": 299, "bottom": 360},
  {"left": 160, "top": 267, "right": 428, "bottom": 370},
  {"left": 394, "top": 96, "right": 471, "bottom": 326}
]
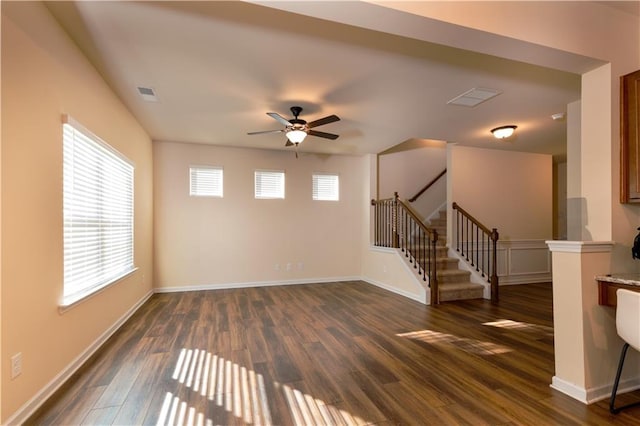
[{"left": 59, "top": 267, "right": 139, "bottom": 314}]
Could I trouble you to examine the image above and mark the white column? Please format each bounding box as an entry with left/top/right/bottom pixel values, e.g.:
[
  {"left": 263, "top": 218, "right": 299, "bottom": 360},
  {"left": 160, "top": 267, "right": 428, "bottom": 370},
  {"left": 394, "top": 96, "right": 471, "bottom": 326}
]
[
  {"left": 547, "top": 61, "right": 622, "bottom": 403},
  {"left": 547, "top": 241, "right": 633, "bottom": 403},
  {"left": 580, "top": 65, "right": 612, "bottom": 241}
]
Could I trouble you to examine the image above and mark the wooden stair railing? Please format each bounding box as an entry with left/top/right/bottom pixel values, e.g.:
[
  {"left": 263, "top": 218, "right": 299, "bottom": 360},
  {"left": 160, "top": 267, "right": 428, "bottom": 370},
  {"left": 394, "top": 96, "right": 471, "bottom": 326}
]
[
  {"left": 452, "top": 202, "right": 499, "bottom": 303},
  {"left": 372, "top": 192, "right": 440, "bottom": 304},
  {"left": 408, "top": 169, "right": 446, "bottom": 203}
]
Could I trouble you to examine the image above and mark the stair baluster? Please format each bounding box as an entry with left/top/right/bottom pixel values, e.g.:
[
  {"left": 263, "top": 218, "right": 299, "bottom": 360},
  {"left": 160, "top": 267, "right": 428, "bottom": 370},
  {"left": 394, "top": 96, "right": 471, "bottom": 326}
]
[
  {"left": 452, "top": 202, "right": 500, "bottom": 303},
  {"left": 372, "top": 193, "right": 440, "bottom": 304}
]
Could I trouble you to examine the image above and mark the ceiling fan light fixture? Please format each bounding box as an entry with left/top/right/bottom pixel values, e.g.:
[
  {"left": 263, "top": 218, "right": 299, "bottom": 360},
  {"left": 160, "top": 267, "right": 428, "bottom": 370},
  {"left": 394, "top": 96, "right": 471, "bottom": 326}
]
[
  {"left": 286, "top": 129, "right": 307, "bottom": 144},
  {"left": 491, "top": 125, "right": 517, "bottom": 139},
  {"left": 249, "top": 106, "right": 340, "bottom": 148}
]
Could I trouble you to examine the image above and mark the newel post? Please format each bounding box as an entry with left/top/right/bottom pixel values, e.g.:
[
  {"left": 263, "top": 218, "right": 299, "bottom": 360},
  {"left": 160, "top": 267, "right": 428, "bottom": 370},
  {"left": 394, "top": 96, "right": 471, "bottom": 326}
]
[
  {"left": 490, "top": 228, "right": 500, "bottom": 304},
  {"left": 431, "top": 228, "right": 439, "bottom": 305}
]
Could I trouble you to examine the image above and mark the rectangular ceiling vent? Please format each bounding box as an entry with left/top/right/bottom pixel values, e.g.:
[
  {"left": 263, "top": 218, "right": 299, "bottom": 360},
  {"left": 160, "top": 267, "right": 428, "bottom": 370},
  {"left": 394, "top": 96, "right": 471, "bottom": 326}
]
[
  {"left": 447, "top": 87, "right": 501, "bottom": 107},
  {"left": 137, "top": 86, "right": 158, "bottom": 102}
]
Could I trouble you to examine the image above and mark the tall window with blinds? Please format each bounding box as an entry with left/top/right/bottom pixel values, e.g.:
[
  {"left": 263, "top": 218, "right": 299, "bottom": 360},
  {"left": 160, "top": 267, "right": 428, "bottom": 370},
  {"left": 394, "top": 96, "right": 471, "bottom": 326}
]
[
  {"left": 312, "top": 173, "right": 339, "bottom": 201},
  {"left": 62, "top": 116, "right": 135, "bottom": 306},
  {"left": 255, "top": 170, "right": 285, "bottom": 199},
  {"left": 190, "top": 166, "right": 223, "bottom": 197}
]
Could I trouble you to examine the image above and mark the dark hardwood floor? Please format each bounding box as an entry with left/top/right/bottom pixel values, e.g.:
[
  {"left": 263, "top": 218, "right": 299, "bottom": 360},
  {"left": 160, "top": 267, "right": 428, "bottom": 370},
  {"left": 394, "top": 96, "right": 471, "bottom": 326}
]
[{"left": 27, "top": 281, "right": 640, "bottom": 425}]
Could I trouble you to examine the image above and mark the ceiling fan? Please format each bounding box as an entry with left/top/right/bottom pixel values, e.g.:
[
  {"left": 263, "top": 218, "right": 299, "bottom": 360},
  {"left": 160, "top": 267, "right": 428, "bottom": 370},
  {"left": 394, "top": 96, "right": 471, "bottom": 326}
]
[{"left": 248, "top": 106, "right": 340, "bottom": 154}]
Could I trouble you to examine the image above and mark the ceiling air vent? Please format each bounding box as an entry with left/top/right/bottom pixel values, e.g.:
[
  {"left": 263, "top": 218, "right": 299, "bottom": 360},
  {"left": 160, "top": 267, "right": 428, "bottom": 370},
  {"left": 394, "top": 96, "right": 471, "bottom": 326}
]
[
  {"left": 137, "top": 86, "right": 158, "bottom": 102},
  {"left": 447, "top": 87, "right": 501, "bottom": 107}
]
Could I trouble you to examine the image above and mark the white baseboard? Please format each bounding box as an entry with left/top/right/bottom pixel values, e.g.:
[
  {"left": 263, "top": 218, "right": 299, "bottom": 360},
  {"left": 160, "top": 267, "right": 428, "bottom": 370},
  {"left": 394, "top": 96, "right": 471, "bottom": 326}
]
[
  {"left": 362, "top": 276, "right": 427, "bottom": 304},
  {"left": 551, "top": 376, "right": 589, "bottom": 404},
  {"left": 4, "top": 290, "right": 153, "bottom": 426},
  {"left": 153, "top": 276, "right": 362, "bottom": 293},
  {"left": 149, "top": 275, "right": 425, "bottom": 305},
  {"left": 586, "top": 377, "right": 640, "bottom": 404},
  {"left": 551, "top": 375, "right": 640, "bottom": 404}
]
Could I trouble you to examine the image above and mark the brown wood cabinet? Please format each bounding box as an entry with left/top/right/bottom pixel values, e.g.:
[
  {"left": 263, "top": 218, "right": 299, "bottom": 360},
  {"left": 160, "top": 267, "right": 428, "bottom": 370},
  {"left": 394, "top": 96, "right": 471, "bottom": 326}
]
[
  {"left": 598, "top": 280, "right": 636, "bottom": 307},
  {"left": 620, "top": 69, "right": 640, "bottom": 203}
]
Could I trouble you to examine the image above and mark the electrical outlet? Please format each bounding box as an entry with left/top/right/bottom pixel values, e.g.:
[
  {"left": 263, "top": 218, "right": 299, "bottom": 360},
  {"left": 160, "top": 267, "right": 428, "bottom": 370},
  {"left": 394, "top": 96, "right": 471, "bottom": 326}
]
[
  {"left": 286, "top": 262, "right": 292, "bottom": 271},
  {"left": 11, "top": 353, "right": 22, "bottom": 379}
]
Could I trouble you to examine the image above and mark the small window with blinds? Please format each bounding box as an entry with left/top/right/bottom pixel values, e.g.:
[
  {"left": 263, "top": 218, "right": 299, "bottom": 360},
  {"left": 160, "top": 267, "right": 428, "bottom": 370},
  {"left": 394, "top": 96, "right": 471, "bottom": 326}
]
[
  {"left": 255, "top": 170, "right": 285, "bottom": 199},
  {"left": 313, "top": 173, "right": 339, "bottom": 201},
  {"left": 190, "top": 166, "right": 223, "bottom": 197},
  {"left": 62, "top": 116, "right": 135, "bottom": 307}
]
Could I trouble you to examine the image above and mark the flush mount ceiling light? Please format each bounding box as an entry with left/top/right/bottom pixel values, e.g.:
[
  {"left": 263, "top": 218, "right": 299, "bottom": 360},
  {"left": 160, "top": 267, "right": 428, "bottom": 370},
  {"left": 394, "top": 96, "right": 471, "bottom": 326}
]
[{"left": 491, "top": 125, "right": 517, "bottom": 139}]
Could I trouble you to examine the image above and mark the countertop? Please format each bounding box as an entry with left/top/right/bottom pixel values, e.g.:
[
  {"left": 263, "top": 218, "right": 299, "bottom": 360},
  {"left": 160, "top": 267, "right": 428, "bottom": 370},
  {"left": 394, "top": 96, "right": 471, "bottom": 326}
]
[{"left": 595, "top": 273, "right": 640, "bottom": 286}]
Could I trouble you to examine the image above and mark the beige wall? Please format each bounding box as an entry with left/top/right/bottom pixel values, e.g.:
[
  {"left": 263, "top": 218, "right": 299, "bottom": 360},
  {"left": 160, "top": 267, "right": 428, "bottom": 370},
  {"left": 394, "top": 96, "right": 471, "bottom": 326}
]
[
  {"left": 566, "top": 99, "right": 583, "bottom": 240},
  {"left": 153, "top": 142, "right": 364, "bottom": 290},
  {"left": 0, "top": 14, "right": 3, "bottom": 419},
  {"left": 370, "top": 1, "right": 636, "bottom": 73},
  {"left": 378, "top": 144, "right": 446, "bottom": 219},
  {"left": 1, "top": 3, "right": 154, "bottom": 421},
  {"left": 361, "top": 248, "right": 427, "bottom": 303},
  {"left": 581, "top": 65, "right": 613, "bottom": 241},
  {"left": 554, "top": 162, "right": 567, "bottom": 240},
  {"left": 448, "top": 145, "right": 552, "bottom": 241}
]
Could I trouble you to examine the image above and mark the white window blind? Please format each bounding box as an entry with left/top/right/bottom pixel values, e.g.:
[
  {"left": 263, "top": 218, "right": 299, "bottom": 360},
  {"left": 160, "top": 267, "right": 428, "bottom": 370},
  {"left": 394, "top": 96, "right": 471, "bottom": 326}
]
[
  {"left": 313, "top": 173, "right": 339, "bottom": 201},
  {"left": 63, "top": 117, "right": 134, "bottom": 305},
  {"left": 255, "top": 170, "right": 285, "bottom": 199},
  {"left": 190, "top": 166, "right": 223, "bottom": 197}
]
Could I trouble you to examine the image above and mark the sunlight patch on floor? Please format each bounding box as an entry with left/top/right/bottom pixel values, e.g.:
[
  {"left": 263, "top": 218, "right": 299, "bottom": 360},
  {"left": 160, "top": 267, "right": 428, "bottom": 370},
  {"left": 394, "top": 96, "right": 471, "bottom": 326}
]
[
  {"left": 396, "top": 330, "right": 512, "bottom": 355},
  {"left": 157, "top": 392, "right": 211, "bottom": 426},
  {"left": 159, "top": 348, "right": 368, "bottom": 425},
  {"left": 162, "top": 348, "right": 271, "bottom": 425},
  {"left": 279, "top": 383, "right": 366, "bottom": 426},
  {"left": 482, "top": 319, "right": 553, "bottom": 336}
]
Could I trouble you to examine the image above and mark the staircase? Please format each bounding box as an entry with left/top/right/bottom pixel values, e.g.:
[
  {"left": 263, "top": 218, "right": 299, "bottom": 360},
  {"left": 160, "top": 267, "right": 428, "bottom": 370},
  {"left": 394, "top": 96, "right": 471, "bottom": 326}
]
[
  {"left": 371, "top": 194, "right": 487, "bottom": 305},
  {"left": 427, "top": 210, "right": 484, "bottom": 302}
]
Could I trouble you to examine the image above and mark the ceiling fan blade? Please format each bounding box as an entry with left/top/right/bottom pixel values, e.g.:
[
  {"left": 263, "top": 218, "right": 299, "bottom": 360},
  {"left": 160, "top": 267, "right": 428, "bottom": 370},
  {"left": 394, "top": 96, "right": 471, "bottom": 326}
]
[
  {"left": 308, "top": 129, "right": 339, "bottom": 140},
  {"left": 307, "top": 114, "right": 340, "bottom": 129},
  {"left": 267, "top": 112, "right": 292, "bottom": 127},
  {"left": 247, "top": 129, "right": 284, "bottom": 135},
  {"left": 285, "top": 139, "right": 294, "bottom": 147}
]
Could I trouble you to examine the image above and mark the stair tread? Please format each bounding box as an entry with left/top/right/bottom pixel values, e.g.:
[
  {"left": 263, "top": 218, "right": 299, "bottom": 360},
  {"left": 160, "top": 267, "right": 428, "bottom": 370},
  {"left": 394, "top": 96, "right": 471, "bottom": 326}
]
[
  {"left": 435, "top": 258, "right": 458, "bottom": 264},
  {"left": 437, "top": 269, "right": 470, "bottom": 276},
  {"left": 438, "top": 282, "right": 484, "bottom": 290},
  {"left": 410, "top": 209, "right": 485, "bottom": 302}
]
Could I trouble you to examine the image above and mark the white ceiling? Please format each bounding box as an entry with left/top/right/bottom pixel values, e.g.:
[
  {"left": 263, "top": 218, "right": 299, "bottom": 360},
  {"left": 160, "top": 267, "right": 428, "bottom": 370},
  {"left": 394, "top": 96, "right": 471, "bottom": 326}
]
[{"left": 46, "top": 1, "right": 598, "bottom": 159}]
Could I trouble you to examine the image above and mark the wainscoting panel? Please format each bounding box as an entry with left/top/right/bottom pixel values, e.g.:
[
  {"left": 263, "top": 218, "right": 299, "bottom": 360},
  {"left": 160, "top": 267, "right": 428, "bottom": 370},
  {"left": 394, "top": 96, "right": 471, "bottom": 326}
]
[{"left": 497, "top": 240, "right": 552, "bottom": 284}]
